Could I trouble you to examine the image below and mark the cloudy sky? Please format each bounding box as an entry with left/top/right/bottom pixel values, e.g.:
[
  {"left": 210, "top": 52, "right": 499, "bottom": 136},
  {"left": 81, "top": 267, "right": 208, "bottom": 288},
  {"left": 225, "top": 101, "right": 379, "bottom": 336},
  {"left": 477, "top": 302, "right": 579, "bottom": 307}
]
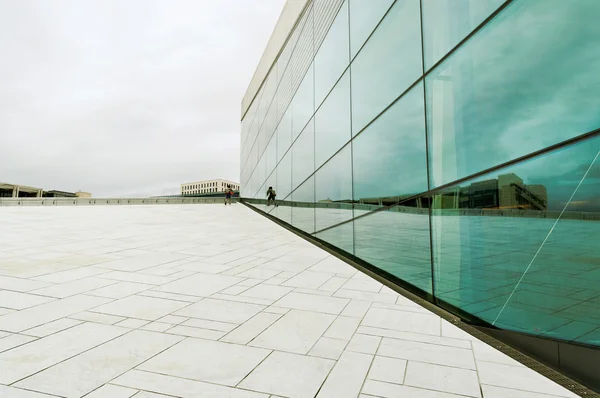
[{"left": 0, "top": 0, "right": 285, "bottom": 197}]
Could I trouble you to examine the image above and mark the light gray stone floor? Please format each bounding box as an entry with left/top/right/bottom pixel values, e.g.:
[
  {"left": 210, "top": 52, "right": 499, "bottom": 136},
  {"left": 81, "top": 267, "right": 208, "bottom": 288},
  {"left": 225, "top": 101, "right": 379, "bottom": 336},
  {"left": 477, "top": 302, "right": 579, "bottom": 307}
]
[{"left": 0, "top": 204, "right": 581, "bottom": 398}]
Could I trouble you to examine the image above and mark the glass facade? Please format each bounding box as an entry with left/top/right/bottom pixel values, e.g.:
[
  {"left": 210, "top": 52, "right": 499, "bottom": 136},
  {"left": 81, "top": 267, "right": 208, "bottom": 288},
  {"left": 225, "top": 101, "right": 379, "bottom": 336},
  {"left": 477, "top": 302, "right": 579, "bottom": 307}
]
[{"left": 240, "top": 0, "right": 600, "bottom": 348}]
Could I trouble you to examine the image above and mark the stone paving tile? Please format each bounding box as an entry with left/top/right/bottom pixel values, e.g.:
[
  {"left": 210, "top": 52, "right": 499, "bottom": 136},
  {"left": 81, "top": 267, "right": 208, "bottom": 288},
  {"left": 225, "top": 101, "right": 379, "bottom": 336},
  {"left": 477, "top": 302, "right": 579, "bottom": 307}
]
[
  {"left": 0, "top": 205, "right": 584, "bottom": 398},
  {"left": 0, "top": 290, "right": 56, "bottom": 310},
  {"left": 15, "top": 330, "right": 184, "bottom": 397},
  {"left": 0, "top": 333, "right": 37, "bottom": 353},
  {"left": 139, "top": 338, "right": 270, "bottom": 386},
  {"left": 85, "top": 384, "right": 139, "bottom": 398},
  {"left": 113, "top": 369, "right": 269, "bottom": 398},
  {"left": 317, "top": 351, "right": 373, "bottom": 398},
  {"left": 156, "top": 272, "right": 243, "bottom": 297},
  {"left": 250, "top": 309, "right": 336, "bottom": 354},
  {"left": 22, "top": 317, "right": 83, "bottom": 338},
  {"left": 91, "top": 295, "right": 189, "bottom": 321},
  {"left": 0, "top": 294, "right": 112, "bottom": 332},
  {"left": 221, "top": 312, "right": 282, "bottom": 345},
  {"left": 31, "top": 277, "right": 117, "bottom": 298},
  {"left": 239, "top": 351, "right": 335, "bottom": 398},
  {"left": 346, "top": 333, "right": 381, "bottom": 354},
  {"left": 273, "top": 291, "right": 349, "bottom": 315},
  {"left": 175, "top": 297, "right": 264, "bottom": 323},
  {"left": 0, "top": 323, "right": 127, "bottom": 384},
  {"left": 368, "top": 355, "right": 407, "bottom": 384},
  {"left": 86, "top": 281, "right": 154, "bottom": 299},
  {"left": 323, "top": 316, "right": 361, "bottom": 340},
  {"left": 115, "top": 318, "right": 151, "bottom": 329},
  {"left": 405, "top": 361, "right": 482, "bottom": 397}
]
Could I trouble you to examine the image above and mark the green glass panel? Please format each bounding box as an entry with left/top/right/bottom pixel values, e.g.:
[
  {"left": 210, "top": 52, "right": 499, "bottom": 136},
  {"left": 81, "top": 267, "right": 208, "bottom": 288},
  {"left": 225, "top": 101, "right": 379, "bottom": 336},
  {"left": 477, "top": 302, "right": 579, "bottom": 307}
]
[
  {"left": 421, "top": 0, "right": 504, "bottom": 70},
  {"left": 352, "top": 83, "right": 427, "bottom": 202},
  {"left": 426, "top": 0, "right": 600, "bottom": 187},
  {"left": 354, "top": 207, "right": 433, "bottom": 294},
  {"left": 277, "top": 107, "right": 292, "bottom": 163},
  {"left": 349, "top": 0, "right": 394, "bottom": 59},
  {"left": 315, "top": 71, "right": 351, "bottom": 169},
  {"left": 314, "top": 1, "right": 349, "bottom": 108},
  {"left": 276, "top": 151, "right": 292, "bottom": 200},
  {"left": 431, "top": 134, "right": 600, "bottom": 344},
  {"left": 315, "top": 221, "right": 354, "bottom": 255},
  {"left": 292, "top": 176, "right": 315, "bottom": 233},
  {"left": 315, "top": 144, "right": 353, "bottom": 231},
  {"left": 292, "top": 63, "right": 315, "bottom": 141},
  {"left": 351, "top": 0, "right": 422, "bottom": 135},
  {"left": 266, "top": 134, "right": 277, "bottom": 177},
  {"left": 292, "top": 119, "right": 315, "bottom": 191}
]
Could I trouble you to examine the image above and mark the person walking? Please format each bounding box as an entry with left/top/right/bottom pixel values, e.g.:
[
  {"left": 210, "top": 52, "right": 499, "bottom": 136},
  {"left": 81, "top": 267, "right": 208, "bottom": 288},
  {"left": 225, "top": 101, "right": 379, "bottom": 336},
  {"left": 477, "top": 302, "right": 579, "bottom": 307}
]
[
  {"left": 224, "top": 187, "right": 233, "bottom": 205},
  {"left": 266, "top": 186, "right": 277, "bottom": 206}
]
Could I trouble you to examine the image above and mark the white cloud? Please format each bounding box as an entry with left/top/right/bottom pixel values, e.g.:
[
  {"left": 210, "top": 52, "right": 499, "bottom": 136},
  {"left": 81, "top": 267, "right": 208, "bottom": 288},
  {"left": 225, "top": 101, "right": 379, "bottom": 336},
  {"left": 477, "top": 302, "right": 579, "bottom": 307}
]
[{"left": 0, "top": 0, "right": 285, "bottom": 196}]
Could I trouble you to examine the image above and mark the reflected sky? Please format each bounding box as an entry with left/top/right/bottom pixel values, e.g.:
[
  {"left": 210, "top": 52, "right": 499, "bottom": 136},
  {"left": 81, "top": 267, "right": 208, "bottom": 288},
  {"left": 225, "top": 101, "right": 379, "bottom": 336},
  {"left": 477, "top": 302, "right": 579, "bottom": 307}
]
[{"left": 426, "top": 0, "right": 600, "bottom": 187}]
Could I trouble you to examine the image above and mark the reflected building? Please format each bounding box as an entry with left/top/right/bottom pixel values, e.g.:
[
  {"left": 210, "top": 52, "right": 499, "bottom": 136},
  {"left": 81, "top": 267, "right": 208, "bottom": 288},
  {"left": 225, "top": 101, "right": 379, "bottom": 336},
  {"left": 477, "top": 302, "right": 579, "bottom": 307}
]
[
  {"left": 437, "top": 173, "right": 548, "bottom": 211},
  {"left": 239, "top": 0, "right": 600, "bottom": 387}
]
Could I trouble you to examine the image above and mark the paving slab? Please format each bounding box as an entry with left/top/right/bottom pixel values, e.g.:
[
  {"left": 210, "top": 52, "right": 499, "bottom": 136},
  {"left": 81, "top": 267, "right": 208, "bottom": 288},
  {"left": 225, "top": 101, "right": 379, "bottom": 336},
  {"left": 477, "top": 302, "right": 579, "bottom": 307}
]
[{"left": 0, "top": 205, "right": 583, "bottom": 398}]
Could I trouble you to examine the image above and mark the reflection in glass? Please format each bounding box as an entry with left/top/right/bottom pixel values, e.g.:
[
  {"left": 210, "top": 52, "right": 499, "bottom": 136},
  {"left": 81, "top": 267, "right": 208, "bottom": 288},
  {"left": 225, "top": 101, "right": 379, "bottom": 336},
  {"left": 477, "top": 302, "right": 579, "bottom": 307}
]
[
  {"left": 426, "top": 0, "right": 600, "bottom": 187},
  {"left": 292, "top": 119, "right": 315, "bottom": 191},
  {"left": 354, "top": 207, "right": 433, "bottom": 294},
  {"left": 314, "top": 1, "right": 349, "bottom": 108},
  {"left": 351, "top": 0, "right": 422, "bottom": 135},
  {"left": 431, "top": 134, "right": 600, "bottom": 344},
  {"left": 353, "top": 83, "right": 428, "bottom": 202},
  {"left": 292, "top": 176, "right": 315, "bottom": 233},
  {"left": 348, "top": 0, "right": 394, "bottom": 59},
  {"left": 276, "top": 151, "right": 292, "bottom": 200},
  {"left": 273, "top": 202, "right": 292, "bottom": 225},
  {"left": 238, "top": 0, "right": 600, "bottom": 351},
  {"left": 421, "top": 0, "right": 504, "bottom": 70},
  {"left": 315, "top": 221, "right": 354, "bottom": 255},
  {"left": 254, "top": 155, "right": 266, "bottom": 198},
  {"left": 292, "top": 63, "right": 315, "bottom": 141},
  {"left": 260, "top": 106, "right": 277, "bottom": 155},
  {"left": 266, "top": 134, "right": 277, "bottom": 177},
  {"left": 315, "top": 144, "right": 353, "bottom": 231},
  {"left": 315, "top": 71, "right": 351, "bottom": 169},
  {"left": 277, "top": 108, "right": 292, "bottom": 163}
]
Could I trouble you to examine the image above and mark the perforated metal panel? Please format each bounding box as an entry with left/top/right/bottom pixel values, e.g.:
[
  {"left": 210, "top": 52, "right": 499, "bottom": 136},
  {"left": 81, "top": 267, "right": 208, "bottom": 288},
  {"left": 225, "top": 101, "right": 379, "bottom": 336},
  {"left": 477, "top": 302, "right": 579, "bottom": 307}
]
[{"left": 240, "top": 0, "right": 345, "bottom": 189}]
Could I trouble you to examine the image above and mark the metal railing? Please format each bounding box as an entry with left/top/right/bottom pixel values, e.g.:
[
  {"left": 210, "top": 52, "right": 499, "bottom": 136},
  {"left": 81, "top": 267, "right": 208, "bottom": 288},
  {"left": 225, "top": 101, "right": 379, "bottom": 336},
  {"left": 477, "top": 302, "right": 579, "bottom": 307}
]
[{"left": 0, "top": 197, "right": 239, "bottom": 207}]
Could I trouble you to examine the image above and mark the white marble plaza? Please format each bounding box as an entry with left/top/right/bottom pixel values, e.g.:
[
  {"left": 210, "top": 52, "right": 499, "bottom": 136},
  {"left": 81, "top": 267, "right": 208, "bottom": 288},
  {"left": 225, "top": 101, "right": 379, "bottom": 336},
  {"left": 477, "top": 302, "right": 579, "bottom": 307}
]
[{"left": 0, "top": 204, "right": 581, "bottom": 397}]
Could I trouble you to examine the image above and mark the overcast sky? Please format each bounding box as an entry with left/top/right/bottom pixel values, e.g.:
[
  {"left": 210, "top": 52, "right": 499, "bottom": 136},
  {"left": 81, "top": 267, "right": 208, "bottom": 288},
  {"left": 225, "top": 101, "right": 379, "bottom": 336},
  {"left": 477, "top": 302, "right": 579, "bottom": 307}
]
[{"left": 0, "top": 0, "right": 285, "bottom": 197}]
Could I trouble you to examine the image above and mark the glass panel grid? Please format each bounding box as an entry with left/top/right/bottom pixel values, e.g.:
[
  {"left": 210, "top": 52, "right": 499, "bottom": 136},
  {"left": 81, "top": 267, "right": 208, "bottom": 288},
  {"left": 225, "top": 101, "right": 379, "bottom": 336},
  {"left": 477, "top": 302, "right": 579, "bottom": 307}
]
[{"left": 240, "top": 0, "right": 600, "bottom": 348}]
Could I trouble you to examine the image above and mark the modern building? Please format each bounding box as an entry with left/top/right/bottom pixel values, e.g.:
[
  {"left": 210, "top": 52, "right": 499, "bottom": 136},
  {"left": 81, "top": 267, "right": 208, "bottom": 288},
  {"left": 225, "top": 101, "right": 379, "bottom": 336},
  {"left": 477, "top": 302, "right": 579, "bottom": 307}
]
[
  {"left": 43, "top": 190, "right": 77, "bottom": 198},
  {"left": 0, "top": 182, "right": 43, "bottom": 198},
  {"left": 240, "top": 0, "right": 600, "bottom": 390},
  {"left": 0, "top": 183, "right": 92, "bottom": 199},
  {"left": 180, "top": 179, "right": 239, "bottom": 196}
]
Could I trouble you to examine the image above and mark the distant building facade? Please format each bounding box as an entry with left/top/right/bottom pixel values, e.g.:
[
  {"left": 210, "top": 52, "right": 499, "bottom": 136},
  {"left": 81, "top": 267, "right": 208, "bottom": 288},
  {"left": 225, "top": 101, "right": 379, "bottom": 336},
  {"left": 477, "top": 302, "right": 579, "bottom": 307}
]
[
  {"left": 44, "top": 190, "right": 77, "bottom": 198},
  {"left": 436, "top": 173, "right": 548, "bottom": 211},
  {"left": 181, "top": 179, "right": 239, "bottom": 196},
  {"left": 0, "top": 183, "right": 91, "bottom": 199},
  {"left": 0, "top": 182, "right": 43, "bottom": 198}
]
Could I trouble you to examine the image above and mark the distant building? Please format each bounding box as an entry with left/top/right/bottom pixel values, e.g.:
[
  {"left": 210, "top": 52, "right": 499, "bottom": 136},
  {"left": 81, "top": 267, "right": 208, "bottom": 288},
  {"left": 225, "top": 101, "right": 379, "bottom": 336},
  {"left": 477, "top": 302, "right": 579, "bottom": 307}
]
[
  {"left": 0, "top": 182, "right": 43, "bottom": 198},
  {"left": 0, "top": 183, "right": 92, "bottom": 199},
  {"left": 437, "top": 173, "right": 548, "bottom": 211},
  {"left": 181, "top": 179, "right": 239, "bottom": 196},
  {"left": 43, "top": 190, "right": 77, "bottom": 198}
]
